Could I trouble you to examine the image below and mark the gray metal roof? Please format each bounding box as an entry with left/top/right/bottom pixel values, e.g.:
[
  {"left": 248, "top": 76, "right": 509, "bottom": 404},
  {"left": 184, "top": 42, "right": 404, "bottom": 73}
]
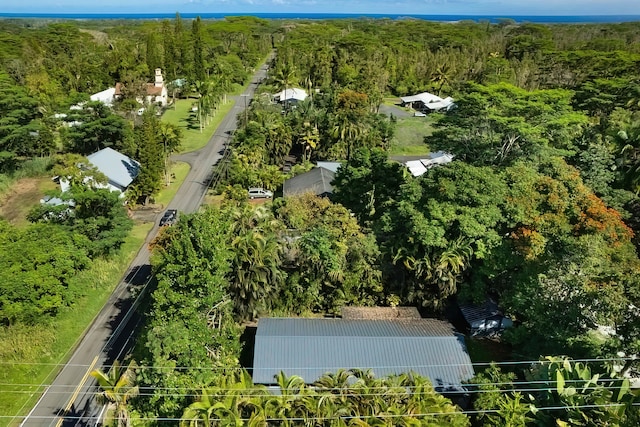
[
  {"left": 283, "top": 167, "right": 335, "bottom": 197},
  {"left": 253, "top": 318, "right": 474, "bottom": 387},
  {"left": 315, "top": 161, "right": 342, "bottom": 174},
  {"left": 87, "top": 147, "right": 141, "bottom": 190}
]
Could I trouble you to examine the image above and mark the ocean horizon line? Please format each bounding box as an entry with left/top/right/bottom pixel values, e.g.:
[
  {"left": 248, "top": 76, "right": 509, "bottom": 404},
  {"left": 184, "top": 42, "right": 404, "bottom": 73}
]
[{"left": 1, "top": 12, "right": 640, "bottom": 24}]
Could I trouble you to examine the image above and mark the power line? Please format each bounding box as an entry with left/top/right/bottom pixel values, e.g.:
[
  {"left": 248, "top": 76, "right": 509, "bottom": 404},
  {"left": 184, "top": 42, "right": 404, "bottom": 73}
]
[
  {"left": 4, "top": 402, "right": 640, "bottom": 422},
  {"left": 0, "top": 383, "right": 635, "bottom": 399},
  {"left": 1, "top": 355, "right": 635, "bottom": 370},
  {"left": 0, "top": 376, "right": 632, "bottom": 393}
]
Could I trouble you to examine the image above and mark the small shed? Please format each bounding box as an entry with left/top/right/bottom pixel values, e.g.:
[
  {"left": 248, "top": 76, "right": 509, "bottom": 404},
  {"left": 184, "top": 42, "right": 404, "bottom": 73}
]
[
  {"left": 252, "top": 317, "right": 474, "bottom": 389},
  {"left": 283, "top": 167, "right": 334, "bottom": 198},
  {"left": 400, "top": 151, "right": 454, "bottom": 177},
  {"left": 459, "top": 299, "right": 513, "bottom": 337}
]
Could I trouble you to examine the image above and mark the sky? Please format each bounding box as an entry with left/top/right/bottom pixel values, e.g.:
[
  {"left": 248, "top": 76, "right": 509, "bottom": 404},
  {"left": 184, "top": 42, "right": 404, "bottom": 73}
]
[{"left": 3, "top": 0, "right": 640, "bottom": 16}]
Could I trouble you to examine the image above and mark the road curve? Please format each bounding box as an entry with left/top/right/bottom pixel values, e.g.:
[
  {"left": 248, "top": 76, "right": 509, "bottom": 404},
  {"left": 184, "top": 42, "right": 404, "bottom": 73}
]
[{"left": 19, "top": 59, "right": 271, "bottom": 427}]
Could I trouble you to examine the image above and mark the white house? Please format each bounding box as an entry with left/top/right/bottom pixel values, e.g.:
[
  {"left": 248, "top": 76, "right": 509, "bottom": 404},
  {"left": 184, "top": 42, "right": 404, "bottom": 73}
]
[
  {"left": 273, "top": 87, "right": 308, "bottom": 104},
  {"left": 59, "top": 147, "right": 141, "bottom": 196},
  {"left": 114, "top": 68, "right": 169, "bottom": 107},
  {"left": 145, "top": 68, "right": 169, "bottom": 106},
  {"left": 404, "top": 151, "right": 454, "bottom": 177},
  {"left": 90, "top": 87, "right": 116, "bottom": 106},
  {"left": 400, "top": 92, "right": 454, "bottom": 113}
]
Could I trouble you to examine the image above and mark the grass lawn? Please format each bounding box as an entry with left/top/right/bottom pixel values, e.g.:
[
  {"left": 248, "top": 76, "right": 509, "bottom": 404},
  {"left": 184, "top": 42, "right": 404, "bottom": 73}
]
[
  {"left": 389, "top": 116, "right": 436, "bottom": 156},
  {"left": 154, "top": 161, "right": 191, "bottom": 207},
  {"left": 0, "top": 221, "right": 153, "bottom": 427},
  {"left": 162, "top": 98, "right": 236, "bottom": 153}
]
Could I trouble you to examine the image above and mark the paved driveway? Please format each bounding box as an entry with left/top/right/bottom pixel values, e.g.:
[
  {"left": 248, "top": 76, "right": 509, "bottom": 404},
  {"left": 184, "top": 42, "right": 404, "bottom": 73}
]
[{"left": 378, "top": 103, "right": 412, "bottom": 118}]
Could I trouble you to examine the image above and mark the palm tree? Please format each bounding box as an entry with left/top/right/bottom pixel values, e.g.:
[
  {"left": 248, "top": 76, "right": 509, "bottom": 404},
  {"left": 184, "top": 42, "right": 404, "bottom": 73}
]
[
  {"left": 431, "top": 63, "right": 452, "bottom": 96},
  {"left": 617, "top": 127, "right": 640, "bottom": 192},
  {"left": 229, "top": 230, "right": 285, "bottom": 320},
  {"left": 180, "top": 389, "right": 218, "bottom": 427},
  {"left": 434, "top": 238, "right": 473, "bottom": 297},
  {"left": 90, "top": 360, "right": 139, "bottom": 427},
  {"left": 157, "top": 122, "right": 183, "bottom": 186},
  {"left": 273, "top": 63, "right": 298, "bottom": 112},
  {"left": 331, "top": 114, "right": 366, "bottom": 161},
  {"left": 298, "top": 121, "right": 319, "bottom": 162}
]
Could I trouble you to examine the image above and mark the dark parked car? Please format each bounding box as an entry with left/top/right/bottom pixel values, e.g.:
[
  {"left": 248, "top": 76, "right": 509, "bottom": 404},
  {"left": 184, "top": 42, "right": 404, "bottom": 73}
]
[{"left": 159, "top": 209, "right": 178, "bottom": 227}]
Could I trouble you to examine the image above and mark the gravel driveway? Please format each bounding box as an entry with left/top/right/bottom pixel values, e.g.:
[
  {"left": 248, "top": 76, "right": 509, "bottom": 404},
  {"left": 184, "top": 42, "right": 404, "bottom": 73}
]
[{"left": 378, "top": 103, "right": 412, "bottom": 118}]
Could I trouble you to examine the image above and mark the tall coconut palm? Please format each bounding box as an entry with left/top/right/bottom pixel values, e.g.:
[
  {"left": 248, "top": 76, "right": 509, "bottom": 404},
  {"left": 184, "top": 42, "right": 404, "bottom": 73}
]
[
  {"left": 273, "top": 63, "right": 298, "bottom": 112},
  {"left": 331, "top": 114, "right": 366, "bottom": 161},
  {"left": 157, "top": 122, "right": 183, "bottom": 186},
  {"left": 90, "top": 360, "right": 139, "bottom": 427}
]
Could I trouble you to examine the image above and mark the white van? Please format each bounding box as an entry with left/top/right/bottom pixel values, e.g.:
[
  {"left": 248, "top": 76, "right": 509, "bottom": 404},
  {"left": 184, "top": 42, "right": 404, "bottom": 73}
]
[{"left": 248, "top": 188, "right": 273, "bottom": 199}]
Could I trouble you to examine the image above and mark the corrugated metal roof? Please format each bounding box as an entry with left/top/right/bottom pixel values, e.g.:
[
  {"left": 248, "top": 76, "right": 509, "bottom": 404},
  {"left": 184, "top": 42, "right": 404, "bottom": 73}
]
[
  {"left": 400, "top": 92, "right": 442, "bottom": 104},
  {"left": 274, "top": 88, "right": 308, "bottom": 102},
  {"left": 253, "top": 318, "right": 474, "bottom": 387},
  {"left": 315, "top": 161, "right": 342, "bottom": 174},
  {"left": 283, "top": 167, "right": 334, "bottom": 197},
  {"left": 87, "top": 147, "right": 141, "bottom": 190}
]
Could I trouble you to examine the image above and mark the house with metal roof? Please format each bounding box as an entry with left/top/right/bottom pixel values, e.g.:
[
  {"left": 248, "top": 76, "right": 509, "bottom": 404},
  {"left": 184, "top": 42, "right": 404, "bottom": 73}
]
[
  {"left": 402, "top": 151, "right": 455, "bottom": 177},
  {"left": 86, "top": 147, "right": 141, "bottom": 194},
  {"left": 283, "top": 167, "right": 335, "bottom": 198},
  {"left": 400, "top": 92, "right": 454, "bottom": 113},
  {"left": 90, "top": 87, "right": 116, "bottom": 107},
  {"left": 315, "top": 161, "right": 342, "bottom": 174},
  {"left": 252, "top": 318, "right": 474, "bottom": 389},
  {"left": 273, "top": 88, "right": 308, "bottom": 104},
  {"left": 459, "top": 299, "right": 513, "bottom": 337}
]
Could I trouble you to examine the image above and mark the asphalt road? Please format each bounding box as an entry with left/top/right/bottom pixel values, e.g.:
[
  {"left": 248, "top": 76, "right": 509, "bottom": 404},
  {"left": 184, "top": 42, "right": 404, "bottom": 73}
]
[{"left": 19, "top": 60, "right": 271, "bottom": 427}]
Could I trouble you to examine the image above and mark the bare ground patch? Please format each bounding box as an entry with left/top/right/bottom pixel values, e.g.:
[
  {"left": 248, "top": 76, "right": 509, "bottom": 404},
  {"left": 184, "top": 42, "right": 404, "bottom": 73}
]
[
  {"left": 0, "top": 177, "right": 57, "bottom": 226},
  {"left": 129, "top": 205, "right": 165, "bottom": 223}
]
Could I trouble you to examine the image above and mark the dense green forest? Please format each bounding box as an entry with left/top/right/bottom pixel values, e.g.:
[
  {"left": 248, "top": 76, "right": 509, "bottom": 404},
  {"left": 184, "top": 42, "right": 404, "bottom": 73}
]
[
  {"left": 130, "top": 18, "right": 640, "bottom": 426},
  {"left": 3, "top": 15, "right": 640, "bottom": 426}
]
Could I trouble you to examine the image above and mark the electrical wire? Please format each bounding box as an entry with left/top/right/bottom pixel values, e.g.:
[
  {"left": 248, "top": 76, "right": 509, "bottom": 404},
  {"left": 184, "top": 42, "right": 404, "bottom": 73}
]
[
  {"left": 3, "top": 402, "right": 640, "bottom": 422},
  {"left": 1, "top": 355, "right": 635, "bottom": 370}
]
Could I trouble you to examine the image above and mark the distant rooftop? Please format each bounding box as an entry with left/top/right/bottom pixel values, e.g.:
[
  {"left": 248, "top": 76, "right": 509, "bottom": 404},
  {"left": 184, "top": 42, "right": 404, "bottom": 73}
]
[
  {"left": 283, "top": 167, "right": 335, "bottom": 197},
  {"left": 273, "top": 87, "right": 308, "bottom": 102}
]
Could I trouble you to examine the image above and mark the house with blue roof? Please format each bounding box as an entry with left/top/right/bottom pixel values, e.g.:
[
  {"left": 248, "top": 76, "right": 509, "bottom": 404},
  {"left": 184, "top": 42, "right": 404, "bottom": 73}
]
[{"left": 59, "top": 147, "right": 140, "bottom": 196}]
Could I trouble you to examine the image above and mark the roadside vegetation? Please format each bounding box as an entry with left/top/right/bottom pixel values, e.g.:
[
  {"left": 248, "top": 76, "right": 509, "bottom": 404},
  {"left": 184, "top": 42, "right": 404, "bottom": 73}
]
[{"left": 0, "top": 14, "right": 272, "bottom": 425}]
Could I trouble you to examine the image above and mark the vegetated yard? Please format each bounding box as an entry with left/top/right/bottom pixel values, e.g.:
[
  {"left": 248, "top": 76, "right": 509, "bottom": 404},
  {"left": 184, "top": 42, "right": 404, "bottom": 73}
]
[
  {"left": 0, "top": 221, "right": 153, "bottom": 426},
  {"left": 0, "top": 177, "right": 57, "bottom": 227},
  {"left": 389, "top": 116, "right": 436, "bottom": 156},
  {"left": 464, "top": 336, "right": 513, "bottom": 370},
  {"left": 0, "top": 160, "right": 190, "bottom": 423},
  {"left": 161, "top": 97, "right": 236, "bottom": 153}
]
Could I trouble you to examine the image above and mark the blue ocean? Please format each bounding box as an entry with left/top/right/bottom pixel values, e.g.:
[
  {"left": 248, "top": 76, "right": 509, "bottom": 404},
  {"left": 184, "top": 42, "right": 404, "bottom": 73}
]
[{"left": 1, "top": 13, "right": 640, "bottom": 23}]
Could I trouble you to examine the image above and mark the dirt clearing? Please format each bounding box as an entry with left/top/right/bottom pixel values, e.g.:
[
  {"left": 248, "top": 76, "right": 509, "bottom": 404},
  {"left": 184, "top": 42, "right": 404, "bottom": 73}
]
[{"left": 0, "top": 177, "right": 57, "bottom": 227}]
